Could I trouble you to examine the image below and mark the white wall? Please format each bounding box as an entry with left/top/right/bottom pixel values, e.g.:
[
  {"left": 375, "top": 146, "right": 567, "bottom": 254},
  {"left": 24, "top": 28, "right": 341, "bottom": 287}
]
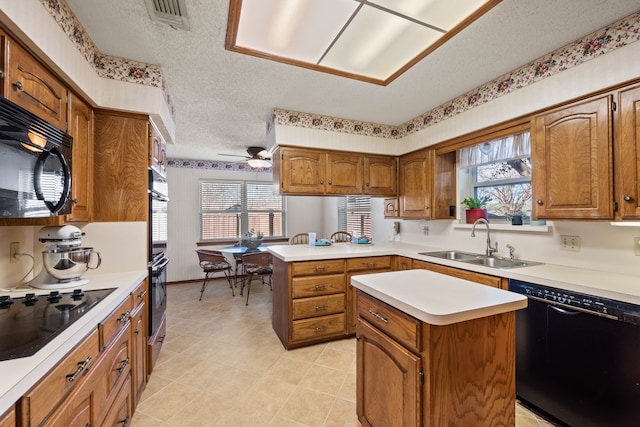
[{"left": 166, "top": 166, "right": 324, "bottom": 282}]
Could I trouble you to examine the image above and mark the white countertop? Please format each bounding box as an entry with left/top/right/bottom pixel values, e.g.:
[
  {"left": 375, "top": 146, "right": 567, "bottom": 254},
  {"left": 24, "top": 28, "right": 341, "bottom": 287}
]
[
  {"left": 0, "top": 270, "right": 147, "bottom": 415},
  {"left": 268, "top": 241, "right": 640, "bottom": 305},
  {"left": 351, "top": 270, "right": 528, "bottom": 325}
]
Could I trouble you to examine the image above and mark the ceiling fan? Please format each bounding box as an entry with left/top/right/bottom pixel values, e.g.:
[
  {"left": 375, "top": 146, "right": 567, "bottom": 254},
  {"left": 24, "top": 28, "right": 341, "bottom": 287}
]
[{"left": 218, "top": 146, "right": 272, "bottom": 168}]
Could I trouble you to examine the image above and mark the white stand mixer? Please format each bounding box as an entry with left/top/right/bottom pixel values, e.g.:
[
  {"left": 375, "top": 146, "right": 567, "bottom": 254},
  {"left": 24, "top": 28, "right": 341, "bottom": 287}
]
[{"left": 29, "top": 225, "right": 102, "bottom": 290}]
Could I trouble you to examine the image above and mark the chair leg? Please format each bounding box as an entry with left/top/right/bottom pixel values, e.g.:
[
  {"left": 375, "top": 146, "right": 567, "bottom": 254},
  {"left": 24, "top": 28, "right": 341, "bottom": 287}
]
[
  {"left": 199, "top": 272, "right": 211, "bottom": 301},
  {"left": 225, "top": 270, "right": 235, "bottom": 296},
  {"left": 245, "top": 275, "right": 254, "bottom": 306}
]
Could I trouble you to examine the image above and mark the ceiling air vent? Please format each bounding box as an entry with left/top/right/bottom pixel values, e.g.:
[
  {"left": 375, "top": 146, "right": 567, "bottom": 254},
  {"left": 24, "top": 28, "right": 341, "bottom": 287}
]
[{"left": 144, "top": 0, "right": 190, "bottom": 30}]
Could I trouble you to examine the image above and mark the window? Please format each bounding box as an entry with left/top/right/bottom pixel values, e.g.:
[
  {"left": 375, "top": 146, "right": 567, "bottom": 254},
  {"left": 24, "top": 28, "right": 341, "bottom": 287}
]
[
  {"left": 200, "top": 180, "right": 285, "bottom": 241},
  {"left": 338, "top": 196, "right": 372, "bottom": 238},
  {"left": 458, "top": 131, "right": 532, "bottom": 220}
]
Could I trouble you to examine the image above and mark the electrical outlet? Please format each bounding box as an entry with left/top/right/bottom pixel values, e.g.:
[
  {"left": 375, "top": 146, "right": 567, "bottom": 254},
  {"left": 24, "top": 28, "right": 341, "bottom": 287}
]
[
  {"left": 635, "top": 237, "right": 640, "bottom": 256},
  {"left": 9, "top": 242, "right": 19, "bottom": 263},
  {"left": 560, "top": 235, "right": 581, "bottom": 252}
]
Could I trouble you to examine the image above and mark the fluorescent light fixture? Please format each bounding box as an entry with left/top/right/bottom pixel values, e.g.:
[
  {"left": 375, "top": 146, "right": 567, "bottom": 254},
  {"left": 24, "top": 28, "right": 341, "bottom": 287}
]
[
  {"left": 227, "top": 0, "right": 499, "bottom": 85},
  {"left": 609, "top": 221, "right": 640, "bottom": 227},
  {"left": 247, "top": 158, "right": 272, "bottom": 168}
]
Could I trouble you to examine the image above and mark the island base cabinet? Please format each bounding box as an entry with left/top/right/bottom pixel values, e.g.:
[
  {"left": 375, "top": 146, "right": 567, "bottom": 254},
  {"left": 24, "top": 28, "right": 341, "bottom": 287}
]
[
  {"left": 357, "top": 318, "right": 422, "bottom": 427},
  {"left": 356, "top": 292, "right": 517, "bottom": 427}
]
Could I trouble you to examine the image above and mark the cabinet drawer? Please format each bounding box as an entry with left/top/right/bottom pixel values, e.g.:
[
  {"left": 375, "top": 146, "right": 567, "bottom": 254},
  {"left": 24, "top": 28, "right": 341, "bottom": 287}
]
[
  {"left": 292, "top": 259, "right": 345, "bottom": 276},
  {"left": 100, "top": 374, "right": 132, "bottom": 427},
  {"left": 292, "top": 313, "right": 346, "bottom": 342},
  {"left": 292, "top": 293, "right": 345, "bottom": 320},
  {"left": 347, "top": 256, "right": 393, "bottom": 271},
  {"left": 292, "top": 274, "right": 345, "bottom": 298},
  {"left": 357, "top": 292, "right": 421, "bottom": 353},
  {"left": 99, "top": 296, "right": 133, "bottom": 349},
  {"left": 131, "top": 280, "right": 147, "bottom": 311},
  {"left": 21, "top": 329, "right": 100, "bottom": 426},
  {"left": 412, "top": 259, "right": 505, "bottom": 289}
]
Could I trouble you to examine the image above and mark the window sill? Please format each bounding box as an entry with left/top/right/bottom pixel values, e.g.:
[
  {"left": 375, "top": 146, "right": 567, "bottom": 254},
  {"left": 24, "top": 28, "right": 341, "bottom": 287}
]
[{"left": 453, "top": 222, "right": 552, "bottom": 233}]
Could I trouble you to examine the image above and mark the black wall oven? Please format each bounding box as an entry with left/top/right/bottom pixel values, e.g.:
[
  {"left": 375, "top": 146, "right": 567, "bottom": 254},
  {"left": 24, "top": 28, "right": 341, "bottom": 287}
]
[
  {"left": 0, "top": 97, "right": 73, "bottom": 218},
  {"left": 510, "top": 279, "right": 640, "bottom": 427},
  {"left": 149, "top": 168, "right": 168, "bottom": 337}
]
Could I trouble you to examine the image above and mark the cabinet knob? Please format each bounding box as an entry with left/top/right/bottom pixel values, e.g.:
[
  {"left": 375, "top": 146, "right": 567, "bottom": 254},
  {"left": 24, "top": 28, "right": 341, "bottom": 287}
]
[
  {"left": 328, "top": 181, "right": 332, "bottom": 185},
  {"left": 72, "top": 198, "right": 78, "bottom": 205},
  {"left": 537, "top": 200, "right": 544, "bottom": 205},
  {"left": 624, "top": 195, "right": 634, "bottom": 202},
  {"left": 12, "top": 81, "right": 23, "bottom": 91},
  {"left": 320, "top": 180, "right": 324, "bottom": 185}
]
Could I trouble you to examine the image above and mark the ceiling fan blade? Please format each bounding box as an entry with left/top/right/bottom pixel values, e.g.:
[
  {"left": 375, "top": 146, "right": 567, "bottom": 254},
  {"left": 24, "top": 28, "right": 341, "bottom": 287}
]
[
  {"left": 218, "top": 153, "right": 250, "bottom": 159},
  {"left": 257, "top": 149, "right": 271, "bottom": 159}
]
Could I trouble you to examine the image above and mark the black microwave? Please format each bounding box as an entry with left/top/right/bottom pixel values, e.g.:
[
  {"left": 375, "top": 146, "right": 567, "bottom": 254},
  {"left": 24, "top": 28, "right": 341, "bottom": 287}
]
[{"left": 0, "top": 97, "right": 73, "bottom": 218}]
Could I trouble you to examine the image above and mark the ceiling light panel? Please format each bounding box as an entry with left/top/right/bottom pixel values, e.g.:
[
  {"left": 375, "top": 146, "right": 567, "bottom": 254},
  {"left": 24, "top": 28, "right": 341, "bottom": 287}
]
[
  {"left": 235, "top": 0, "right": 358, "bottom": 64},
  {"left": 320, "top": 5, "right": 442, "bottom": 80},
  {"left": 371, "top": 0, "right": 492, "bottom": 30}
]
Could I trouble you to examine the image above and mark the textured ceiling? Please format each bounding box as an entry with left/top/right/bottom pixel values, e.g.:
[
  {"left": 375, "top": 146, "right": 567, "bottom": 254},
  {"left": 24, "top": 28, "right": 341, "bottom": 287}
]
[{"left": 63, "top": 0, "right": 640, "bottom": 162}]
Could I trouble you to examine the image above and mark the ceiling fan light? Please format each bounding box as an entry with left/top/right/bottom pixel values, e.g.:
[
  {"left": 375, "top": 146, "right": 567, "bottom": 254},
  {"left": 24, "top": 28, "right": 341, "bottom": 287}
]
[{"left": 247, "top": 158, "right": 272, "bottom": 168}]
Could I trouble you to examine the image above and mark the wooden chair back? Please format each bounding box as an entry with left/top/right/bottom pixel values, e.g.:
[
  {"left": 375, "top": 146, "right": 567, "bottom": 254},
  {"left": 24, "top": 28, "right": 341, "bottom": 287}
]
[
  {"left": 330, "top": 231, "right": 352, "bottom": 243},
  {"left": 288, "top": 233, "right": 309, "bottom": 245}
]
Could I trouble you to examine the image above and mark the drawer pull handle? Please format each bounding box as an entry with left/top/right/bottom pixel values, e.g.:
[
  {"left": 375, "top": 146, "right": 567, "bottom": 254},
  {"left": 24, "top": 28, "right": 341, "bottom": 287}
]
[
  {"left": 138, "top": 290, "right": 147, "bottom": 299},
  {"left": 66, "top": 356, "right": 93, "bottom": 382},
  {"left": 314, "top": 305, "right": 328, "bottom": 311},
  {"left": 134, "top": 328, "right": 141, "bottom": 335},
  {"left": 314, "top": 325, "right": 328, "bottom": 332},
  {"left": 118, "top": 311, "right": 131, "bottom": 323},
  {"left": 368, "top": 310, "right": 388, "bottom": 323},
  {"left": 12, "top": 81, "right": 23, "bottom": 91},
  {"left": 314, "top": 266, "right": 327, "bottom": 272},
  {"left": 366, "top": 262, "right": 377, "bottom": 268},
  {"left": 116, "top": 357, "right": 130, "bottom": 373},
  {"left": 313, "top": 285, "right": 327, "bottom": 291},
  {"left": 119, "top": 415, "right": 130, "bottom": 427}
]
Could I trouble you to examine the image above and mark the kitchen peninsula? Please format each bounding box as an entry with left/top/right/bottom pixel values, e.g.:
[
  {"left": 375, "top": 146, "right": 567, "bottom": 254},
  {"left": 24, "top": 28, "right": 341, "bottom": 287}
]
[{"left": 351, "top": 269, "right": 526, "bottom": 426}]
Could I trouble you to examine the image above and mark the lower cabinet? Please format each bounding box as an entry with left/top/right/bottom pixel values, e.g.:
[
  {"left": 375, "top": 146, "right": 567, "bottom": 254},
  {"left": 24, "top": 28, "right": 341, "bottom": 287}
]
[
  {"left": 346, "top": 256, "right": 393, "bottom": 334},
  {"left": 356, "top": 291, "right": 517, "bottom": 427},
  {"left": 101, "top": 376, "right": 132, "bottom": 427}
]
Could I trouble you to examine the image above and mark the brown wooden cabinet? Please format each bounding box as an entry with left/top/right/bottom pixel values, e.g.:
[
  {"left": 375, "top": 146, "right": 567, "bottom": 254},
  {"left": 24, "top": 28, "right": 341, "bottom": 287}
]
[
  {"left": 356, "top": 290, "right": 516, "bottom": 427},
  {"left": 93, "top": 110, "right": 150, "bottom": 222},
  {"left": 617, "top": 84, "right": 640, "bottom": 219},
  {"left": 412, "top": 259, "right": 507, "bottom": 289},
  {"left": 0, "top": 406, "right": 15, "bottom": 427},
  {"left": 399, "top": 149, "right": 455, "bottom": 219},
  {"left": 272, "top": 257, "right": 348, "bottom": 349},
  {"left": 4, "top": 35, "right": 67, "bottom": 131},
  {"left": 274, "top": 146, "right": 397, "bottom": 196},
  {"left": 346, "top": 256, "right": 393, "bottom": 334},
  {"left": 130, "top": 281, "right": 148, "bottom": 408},
  {"left": 383, "top": 197, "right": 399, "bottom": 218},
  {"left": 66, "top": 93, "right": 94, "bottom": 222},
  {"left": 532, "top": 95, "right": 613, "bottom": 219}
]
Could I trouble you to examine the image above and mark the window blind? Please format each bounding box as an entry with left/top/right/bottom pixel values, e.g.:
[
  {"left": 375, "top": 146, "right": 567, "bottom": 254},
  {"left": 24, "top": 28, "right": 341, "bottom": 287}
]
[{"left": 338, "top": 196, "right": 372, "bottom": 238}]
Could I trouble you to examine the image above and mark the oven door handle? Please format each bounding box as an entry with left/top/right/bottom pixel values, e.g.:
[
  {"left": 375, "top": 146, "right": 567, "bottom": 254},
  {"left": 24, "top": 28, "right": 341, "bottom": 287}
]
[
  {"left": 150, "top": 189, "right": 170, "bottom": 202},
  {"left": 151, "top": 257, "right": 169, "bottom": 272},
  {"left": 548, "top": 305, "right": 581, "bottom": 315}
]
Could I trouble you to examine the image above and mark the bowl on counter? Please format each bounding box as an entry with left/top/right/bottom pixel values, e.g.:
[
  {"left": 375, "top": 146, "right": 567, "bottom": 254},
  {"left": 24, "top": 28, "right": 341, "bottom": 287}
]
[{"left": 42, "top": 247, "right": 102, "bottom": 282}]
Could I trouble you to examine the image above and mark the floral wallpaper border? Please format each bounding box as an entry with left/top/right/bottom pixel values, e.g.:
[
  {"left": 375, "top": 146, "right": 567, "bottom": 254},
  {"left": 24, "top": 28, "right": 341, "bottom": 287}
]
[
  {"left": 272, "top": 10, "right": 640, "bottom": 140},
  {"left": 39, "top": 0, "right": 176, "bottom": 119},
  {"left": 168, "top": 158, "right": 271, "bottom": 173}
]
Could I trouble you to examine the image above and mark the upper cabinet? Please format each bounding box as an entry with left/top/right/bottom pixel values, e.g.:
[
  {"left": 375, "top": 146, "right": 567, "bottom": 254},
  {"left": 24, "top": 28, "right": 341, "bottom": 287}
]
[
  {"left": 66, "top": 93, "right": 94, "bottom": 222},
  {"left": 274, "top": 146, "right": 396, "bottom": 196},
  {"left": 398, "top": 149, "right": 455, "bottom": 219},
  {"left": 3, "top": 34, "right": 68, "bottom": 131},
  {"left": 531, "top": 95, "right": 613, "bottom": 219},
  {"left": 149, "top": 120, "right": 167, "bottom": 176},
  {"left": 617, "top": 84, "right": 640, "bottom": 219}
]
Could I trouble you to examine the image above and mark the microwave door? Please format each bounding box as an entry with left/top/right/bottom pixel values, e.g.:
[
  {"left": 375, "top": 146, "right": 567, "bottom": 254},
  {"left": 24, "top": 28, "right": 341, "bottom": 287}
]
[{"left": 33, "top": 147, "right": 71, "bottom": 214}]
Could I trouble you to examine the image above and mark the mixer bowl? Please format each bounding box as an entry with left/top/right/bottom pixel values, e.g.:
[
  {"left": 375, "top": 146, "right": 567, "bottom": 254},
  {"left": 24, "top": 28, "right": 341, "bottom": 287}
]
[{"left": 42, "top": 247, "right": 102, "bottom": 282}]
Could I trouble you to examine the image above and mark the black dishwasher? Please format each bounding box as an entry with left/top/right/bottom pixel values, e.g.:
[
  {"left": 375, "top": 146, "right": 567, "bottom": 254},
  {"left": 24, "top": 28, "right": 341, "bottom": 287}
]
[{"left": 509, "top": 279, "right": 640, "bottom": 427}]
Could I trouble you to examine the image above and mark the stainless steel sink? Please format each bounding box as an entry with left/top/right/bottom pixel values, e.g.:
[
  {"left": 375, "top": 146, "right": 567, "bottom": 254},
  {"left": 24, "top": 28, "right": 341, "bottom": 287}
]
[
  {"left": 419, "top": 250, "right": 483, "bottom": 261},
  {"left": 418, "top": 250, "right": 540, "bottom": 269}
]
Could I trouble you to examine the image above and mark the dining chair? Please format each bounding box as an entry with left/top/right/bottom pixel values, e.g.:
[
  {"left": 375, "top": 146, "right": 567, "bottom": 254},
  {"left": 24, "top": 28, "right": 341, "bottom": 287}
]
[
  {"left": 288, "top": 233, "right": 309, "bottom": 245},
  {"left": 330, "top": 231, "right": 352, "bottom": 243},
  {"left": 239, "top": 252, "right": 273, "bottom": 305},
  {"left": 195, "top": 249, "right": 234, "bottom": 300}
]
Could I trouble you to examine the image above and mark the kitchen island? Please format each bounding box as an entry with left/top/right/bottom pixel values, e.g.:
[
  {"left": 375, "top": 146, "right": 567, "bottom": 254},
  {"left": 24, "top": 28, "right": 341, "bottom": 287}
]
[{"left": 351, "top": 269, "right": 527, "bottom": 427}]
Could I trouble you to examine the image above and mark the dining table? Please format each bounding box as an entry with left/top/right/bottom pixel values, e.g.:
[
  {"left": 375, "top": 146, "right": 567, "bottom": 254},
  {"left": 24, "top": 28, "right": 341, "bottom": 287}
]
[{"left": 218, "top": 245, "right": 272, "bottom": 286}]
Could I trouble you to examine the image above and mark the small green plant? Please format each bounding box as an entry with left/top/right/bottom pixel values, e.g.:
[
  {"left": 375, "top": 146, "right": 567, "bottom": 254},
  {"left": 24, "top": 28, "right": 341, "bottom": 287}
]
[
  {"left": 244, "top": 229, "right": 264, "bottom": 240},
  {"left": 461, "top": 195, "right": 491, "bottom": 209},
  {"left": 506, "top": 210, "right": 525, "bottom": 221}
]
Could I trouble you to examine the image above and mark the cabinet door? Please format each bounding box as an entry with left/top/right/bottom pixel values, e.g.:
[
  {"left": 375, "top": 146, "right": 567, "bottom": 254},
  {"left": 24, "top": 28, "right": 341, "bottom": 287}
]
[
  {"left": 618, "top": 85, "right": 640, "bottom": 219},
  {"left": 399, "top": 150, "right": 431, "bottom": 219},
  {"left": 66, "top": 93, "right": 94, "bottom": 222},
  {"left": 279, "top": 148, "right": 326, "bottom": 194},
  {"left": 532, "top": 95, "right": 613, "bottom": 219},
  {"left": 383, "top": 197, "right": 399, "bottom": 218},
  {"left": 327, "top": 153, "right": 363, "bottom": 194},
  {"left": 41, "top": 389, "right": 92, "bottom": 427},
  {"left": 364, "top": 155, "right": 397, "bottom": 195},
  {"left": 131, "top": 302, "right": 147, "bottom": 408},
  {"left": 6, "top": 39, "right": 67, "bottom": 130},
  {"left": 357, "top": 318, "right": 421, "bottom": 427}
]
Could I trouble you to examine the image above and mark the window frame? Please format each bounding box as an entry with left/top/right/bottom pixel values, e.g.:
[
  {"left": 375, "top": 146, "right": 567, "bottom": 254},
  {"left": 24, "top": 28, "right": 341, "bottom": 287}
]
[
  {"left": 199, "top": 179, "right": 286, "bottom": 242},
  {"left": 338, "top": 195, "right": 372, "bottom": 238}
]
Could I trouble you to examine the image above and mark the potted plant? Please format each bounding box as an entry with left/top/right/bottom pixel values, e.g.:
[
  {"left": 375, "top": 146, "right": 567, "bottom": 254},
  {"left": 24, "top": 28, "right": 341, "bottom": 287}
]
[
  {"left": 506, "top": 210, "right": 525, "bottom": 225},
  {"left": 461, "top": 195, "right": 491, "bottom": 224},
  {"left": 241, "top": 229, "right": 264, "bottom": 249}
]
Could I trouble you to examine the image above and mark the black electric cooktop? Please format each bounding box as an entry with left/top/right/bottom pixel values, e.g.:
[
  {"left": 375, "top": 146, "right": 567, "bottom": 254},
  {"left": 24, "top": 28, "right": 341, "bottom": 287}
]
[{"left": 0, "top": 288, "right": 115, "bottom": 361}]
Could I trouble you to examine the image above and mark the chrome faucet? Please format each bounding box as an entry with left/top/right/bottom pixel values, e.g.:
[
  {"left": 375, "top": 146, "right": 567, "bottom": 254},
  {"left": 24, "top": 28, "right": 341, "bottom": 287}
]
[{"left": 470, "top": 218, "right": 498, "bottom": 257}]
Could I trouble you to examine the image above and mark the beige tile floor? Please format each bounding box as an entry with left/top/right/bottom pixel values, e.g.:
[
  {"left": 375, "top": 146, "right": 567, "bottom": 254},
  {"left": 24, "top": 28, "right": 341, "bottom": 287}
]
[{"left": 131, "top": 279, "right": 559, "bottom": 427}]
